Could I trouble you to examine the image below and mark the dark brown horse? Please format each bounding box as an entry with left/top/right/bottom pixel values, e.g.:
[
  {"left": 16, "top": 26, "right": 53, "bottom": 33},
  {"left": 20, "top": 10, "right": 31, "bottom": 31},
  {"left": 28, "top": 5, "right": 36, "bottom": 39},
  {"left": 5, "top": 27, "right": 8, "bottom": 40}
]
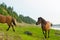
[
  {"left": 36, "top": 17, "right": 52, "bottom": 38},
  {"left": 0, "top": 14, "right": 16, "bottom": 32}
]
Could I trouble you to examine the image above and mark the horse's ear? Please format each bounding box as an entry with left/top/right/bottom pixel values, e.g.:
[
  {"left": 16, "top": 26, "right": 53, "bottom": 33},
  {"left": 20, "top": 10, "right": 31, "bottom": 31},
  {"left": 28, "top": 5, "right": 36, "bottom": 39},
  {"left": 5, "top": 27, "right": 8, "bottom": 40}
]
[
  {"left": 38, "top": 17, "right": 40, "bottom": 19},
  {"left": 38, "top": 17, "right": 42, "bottom": 19}
]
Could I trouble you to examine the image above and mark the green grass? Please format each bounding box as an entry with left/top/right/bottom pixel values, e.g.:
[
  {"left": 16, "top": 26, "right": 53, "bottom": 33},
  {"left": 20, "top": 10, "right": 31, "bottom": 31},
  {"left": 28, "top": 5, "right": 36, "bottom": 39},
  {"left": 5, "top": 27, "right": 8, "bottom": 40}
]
[{"left": 0, "top": 23, "right": 60, "bottom": 40}]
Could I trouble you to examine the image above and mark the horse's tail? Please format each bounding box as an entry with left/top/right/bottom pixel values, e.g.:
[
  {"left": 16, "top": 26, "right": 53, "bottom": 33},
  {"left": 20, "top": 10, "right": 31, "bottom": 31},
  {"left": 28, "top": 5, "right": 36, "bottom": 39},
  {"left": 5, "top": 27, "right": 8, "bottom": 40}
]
[
  {"left": 12, "top": 18, "right": 16, "bottom": 26},
  {"left": 51, "top": 23, "right": 53, "bottom": 27}
]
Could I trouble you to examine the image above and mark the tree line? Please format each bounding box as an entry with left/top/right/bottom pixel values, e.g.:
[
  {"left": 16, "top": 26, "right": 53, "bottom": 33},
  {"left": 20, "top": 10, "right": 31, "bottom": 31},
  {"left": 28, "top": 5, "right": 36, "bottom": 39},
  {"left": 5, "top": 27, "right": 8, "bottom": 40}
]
[{"left": 0, "top": 3, "right": 36, "bottom": 24}]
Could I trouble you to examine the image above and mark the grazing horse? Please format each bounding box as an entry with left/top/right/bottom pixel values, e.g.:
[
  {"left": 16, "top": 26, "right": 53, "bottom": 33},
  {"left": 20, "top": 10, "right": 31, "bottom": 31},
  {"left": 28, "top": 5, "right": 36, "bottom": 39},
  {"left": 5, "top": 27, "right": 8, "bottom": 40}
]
[
  {"left": 0, "top": 14, "right": 16, "bottom": 32},
  {"left": 36, "top": 17, "right": 52, "bottom": 38}
]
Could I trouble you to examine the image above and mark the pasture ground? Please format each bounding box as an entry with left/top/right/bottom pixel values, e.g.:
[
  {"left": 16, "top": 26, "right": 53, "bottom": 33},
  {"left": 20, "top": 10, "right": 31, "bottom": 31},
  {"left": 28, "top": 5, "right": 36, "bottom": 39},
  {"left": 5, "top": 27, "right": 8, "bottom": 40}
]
[{"left": 0, "top": 23, "right": 60, "bottom": 40}]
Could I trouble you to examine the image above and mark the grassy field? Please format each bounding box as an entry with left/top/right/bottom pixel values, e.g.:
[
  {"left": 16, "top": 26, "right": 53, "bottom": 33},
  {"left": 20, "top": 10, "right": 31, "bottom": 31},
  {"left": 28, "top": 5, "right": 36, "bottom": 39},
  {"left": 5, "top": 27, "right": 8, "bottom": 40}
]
[{"left": 0, "top": 23, "right": 60, "bottom": 40}]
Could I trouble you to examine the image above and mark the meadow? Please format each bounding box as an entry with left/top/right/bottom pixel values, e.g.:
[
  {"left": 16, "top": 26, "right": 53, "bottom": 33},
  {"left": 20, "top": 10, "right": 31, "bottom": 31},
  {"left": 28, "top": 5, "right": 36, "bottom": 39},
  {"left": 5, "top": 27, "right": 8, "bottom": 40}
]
[{"left": 0, "top": 23, "right": 60, "bottom": 40}]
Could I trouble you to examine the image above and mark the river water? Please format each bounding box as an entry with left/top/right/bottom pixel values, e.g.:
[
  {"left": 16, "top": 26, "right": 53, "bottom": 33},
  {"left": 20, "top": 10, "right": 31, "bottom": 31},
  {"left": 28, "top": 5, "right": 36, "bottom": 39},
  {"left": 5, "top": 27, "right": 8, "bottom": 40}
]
[{"left": 51, "top": 26, "right": 60, "bottom": 30}]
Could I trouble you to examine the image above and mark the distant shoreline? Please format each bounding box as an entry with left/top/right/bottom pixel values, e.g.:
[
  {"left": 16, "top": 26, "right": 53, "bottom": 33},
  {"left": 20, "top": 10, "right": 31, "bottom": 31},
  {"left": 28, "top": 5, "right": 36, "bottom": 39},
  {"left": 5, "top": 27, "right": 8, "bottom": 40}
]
[{"left": 51, "top": 27, "right": 60, "bottom": 30}]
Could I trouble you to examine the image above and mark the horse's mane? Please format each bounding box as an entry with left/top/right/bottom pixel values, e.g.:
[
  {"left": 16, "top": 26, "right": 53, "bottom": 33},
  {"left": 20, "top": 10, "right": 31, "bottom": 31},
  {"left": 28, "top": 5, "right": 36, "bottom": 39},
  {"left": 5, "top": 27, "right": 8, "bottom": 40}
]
[{"left": 39, "top": 17, "right": 47, "bottom": 24}]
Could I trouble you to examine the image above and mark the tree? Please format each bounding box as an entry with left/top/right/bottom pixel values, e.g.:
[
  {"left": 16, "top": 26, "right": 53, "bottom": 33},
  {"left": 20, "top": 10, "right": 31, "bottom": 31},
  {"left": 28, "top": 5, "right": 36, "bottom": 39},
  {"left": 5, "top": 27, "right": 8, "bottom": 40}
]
[{"left": 0, "top": 2, "right": 7, "bottom": 9}]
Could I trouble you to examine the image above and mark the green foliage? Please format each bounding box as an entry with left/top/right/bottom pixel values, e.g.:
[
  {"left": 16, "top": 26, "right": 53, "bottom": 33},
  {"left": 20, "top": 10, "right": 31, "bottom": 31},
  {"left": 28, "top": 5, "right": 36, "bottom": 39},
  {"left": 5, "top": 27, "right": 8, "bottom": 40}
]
[
  {"left": 0, "top": 5, "right": 8, "bottom": 15},
  {"left": 23, "top": 16, "right": 36, "bottom": 24},
  {"left": 18, "top": 15, "right": 36, "bottom": 24},
  {"left": 0, "top": 3, "right": 36, "bottom": 24}
]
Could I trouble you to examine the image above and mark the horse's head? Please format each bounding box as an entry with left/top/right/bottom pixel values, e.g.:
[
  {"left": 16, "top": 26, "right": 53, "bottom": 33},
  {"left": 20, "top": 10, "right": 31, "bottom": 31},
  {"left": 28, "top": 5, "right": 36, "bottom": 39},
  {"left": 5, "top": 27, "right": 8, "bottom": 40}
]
[{"left": 36, "top": 17, "right": 42, "bottom": 25}]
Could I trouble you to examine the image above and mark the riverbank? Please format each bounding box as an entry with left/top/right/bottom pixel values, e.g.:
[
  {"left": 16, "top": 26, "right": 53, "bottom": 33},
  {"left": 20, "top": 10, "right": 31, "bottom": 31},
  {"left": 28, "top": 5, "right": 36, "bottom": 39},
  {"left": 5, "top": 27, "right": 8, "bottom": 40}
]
[{"left": 51, "top": 27, "right": 60, "bottom": 30}]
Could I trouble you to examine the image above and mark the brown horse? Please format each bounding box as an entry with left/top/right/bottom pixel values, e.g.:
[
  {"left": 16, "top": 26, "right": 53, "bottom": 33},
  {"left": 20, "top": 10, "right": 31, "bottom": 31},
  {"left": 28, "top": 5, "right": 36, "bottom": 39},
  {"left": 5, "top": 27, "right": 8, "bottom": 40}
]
[
  {"left": 36, "top": 17, "right": 52, "bottom": 38},
  {"left": 0, "top": 14, "right": 16, "bottom": 32}
]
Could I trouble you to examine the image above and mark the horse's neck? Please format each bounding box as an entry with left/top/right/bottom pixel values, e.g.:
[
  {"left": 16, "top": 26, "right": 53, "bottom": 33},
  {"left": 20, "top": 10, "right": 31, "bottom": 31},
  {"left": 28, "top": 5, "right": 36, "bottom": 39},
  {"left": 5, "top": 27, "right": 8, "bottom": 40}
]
[
  {"left": 41, "top": 21, "right": 47, "bottom": 28},
  {"left": 41, "top": 19, "right": 47, "bottom": 25},
  {"left": 41, "top": 19, "right": 47, "bottom": 27}
]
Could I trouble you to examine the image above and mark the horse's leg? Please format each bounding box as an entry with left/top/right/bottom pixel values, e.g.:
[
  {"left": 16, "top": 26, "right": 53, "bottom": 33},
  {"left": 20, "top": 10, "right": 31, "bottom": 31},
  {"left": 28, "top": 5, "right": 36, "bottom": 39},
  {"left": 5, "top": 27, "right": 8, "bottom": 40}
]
[
  {"left": 48, "top": 30, "right": 50, "bottom": 38},
  {"left": 11, "top": 24, "right": 15, "bottom": 32},
  {"left": 43, "top": 31, "right": 46, "bottom": 38},
  {"left": 6, "top": 25, "right": 10, "bottom": 31},
  {"left": 45, "top": 30, "right": 47, "bottom": 38},
  {"left": 42, "top": 29, "right": 45, "bottom": 38}
]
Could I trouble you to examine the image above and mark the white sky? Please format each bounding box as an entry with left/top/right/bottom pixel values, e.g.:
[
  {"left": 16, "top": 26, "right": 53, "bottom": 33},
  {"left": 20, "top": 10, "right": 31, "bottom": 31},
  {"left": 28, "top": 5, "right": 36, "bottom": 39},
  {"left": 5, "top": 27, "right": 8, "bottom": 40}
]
[{"left": 0, "top": 0, "right": 60, "bottom": 24}]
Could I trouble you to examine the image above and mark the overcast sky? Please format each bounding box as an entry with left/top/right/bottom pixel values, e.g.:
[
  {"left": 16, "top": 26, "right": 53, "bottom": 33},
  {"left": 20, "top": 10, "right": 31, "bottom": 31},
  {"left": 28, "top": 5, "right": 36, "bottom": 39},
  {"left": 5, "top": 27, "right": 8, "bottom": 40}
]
[{"left": 0, "top": 0, "right": 60, "bottom": 24}]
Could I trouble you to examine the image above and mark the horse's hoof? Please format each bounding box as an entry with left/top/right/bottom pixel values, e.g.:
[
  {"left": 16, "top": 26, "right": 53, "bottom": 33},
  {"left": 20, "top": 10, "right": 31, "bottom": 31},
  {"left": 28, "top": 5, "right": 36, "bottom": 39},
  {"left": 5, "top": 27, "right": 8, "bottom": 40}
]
[
  {"left": 45, "top": 36, "right": 47, "bottom": 38},
  {"left": 48, "top": 37, "right": 49, "bottom": 38},
  {"left": 6, "top": 29, "right": 8, "bottom": 31},
  {"left": 13, "top": 30, "right": 15, "bottom": 32}
]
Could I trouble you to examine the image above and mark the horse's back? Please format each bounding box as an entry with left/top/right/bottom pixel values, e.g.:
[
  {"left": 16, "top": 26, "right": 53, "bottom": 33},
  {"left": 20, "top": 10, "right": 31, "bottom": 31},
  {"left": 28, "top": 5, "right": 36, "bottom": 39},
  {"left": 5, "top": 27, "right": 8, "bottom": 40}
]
[
  {"left": 0, "top": 14, "right": 12, "bottom": 23},
  {"left": 0, "top": 14, "right": 6, "bottom": 23}
]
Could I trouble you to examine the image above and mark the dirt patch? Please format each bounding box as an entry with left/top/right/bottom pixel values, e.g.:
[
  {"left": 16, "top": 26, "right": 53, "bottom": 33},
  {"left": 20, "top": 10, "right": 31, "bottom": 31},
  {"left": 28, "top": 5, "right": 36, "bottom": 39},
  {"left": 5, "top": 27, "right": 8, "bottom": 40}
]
[{"left": 0, "top": 32, "right": 4, "bottom": 40}]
